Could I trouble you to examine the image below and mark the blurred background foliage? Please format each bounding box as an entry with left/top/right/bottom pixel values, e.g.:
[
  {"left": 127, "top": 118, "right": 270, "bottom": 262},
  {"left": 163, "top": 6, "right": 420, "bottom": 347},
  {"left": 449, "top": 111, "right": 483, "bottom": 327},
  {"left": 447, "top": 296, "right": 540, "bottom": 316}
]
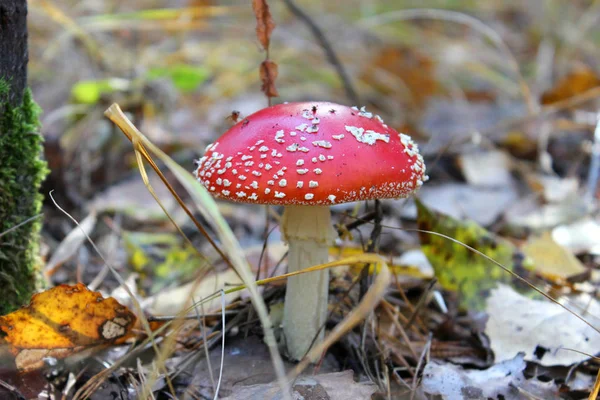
[{"left": 28, "top": 0, "right": 600, "bottom": 297}]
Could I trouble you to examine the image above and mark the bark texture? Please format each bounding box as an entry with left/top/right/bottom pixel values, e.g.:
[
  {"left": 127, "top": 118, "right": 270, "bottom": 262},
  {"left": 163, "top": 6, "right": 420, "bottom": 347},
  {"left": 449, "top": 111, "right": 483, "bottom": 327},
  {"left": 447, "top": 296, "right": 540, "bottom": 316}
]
[
  {"left": 0, "top": 0, "right": 48, "bottom": 315},
  {"left": 0, "top": 0, "right": 28, "bottom": 110}
]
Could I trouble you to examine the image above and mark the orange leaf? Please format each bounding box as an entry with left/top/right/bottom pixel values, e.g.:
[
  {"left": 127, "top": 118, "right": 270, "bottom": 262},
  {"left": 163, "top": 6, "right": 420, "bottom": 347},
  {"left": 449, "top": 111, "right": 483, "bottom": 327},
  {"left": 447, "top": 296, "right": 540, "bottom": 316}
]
[
  {"left": 541, "top": 65, "right": 600, "bottom": 105},
  {"left": 0, "top": 283, "right": 136, "bottom": 371},
  {"left": 259, "top": 60, "right": 279, "bottom": 98},
  {"left": 252, "top": 0, "right": 275, "bottom": 51}
]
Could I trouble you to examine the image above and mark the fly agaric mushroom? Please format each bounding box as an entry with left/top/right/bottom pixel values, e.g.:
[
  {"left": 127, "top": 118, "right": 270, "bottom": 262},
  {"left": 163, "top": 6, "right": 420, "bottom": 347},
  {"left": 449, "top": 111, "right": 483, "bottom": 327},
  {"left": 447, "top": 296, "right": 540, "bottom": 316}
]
[{"left": 194, "top": 102, "right": 427, "bottom": 360}]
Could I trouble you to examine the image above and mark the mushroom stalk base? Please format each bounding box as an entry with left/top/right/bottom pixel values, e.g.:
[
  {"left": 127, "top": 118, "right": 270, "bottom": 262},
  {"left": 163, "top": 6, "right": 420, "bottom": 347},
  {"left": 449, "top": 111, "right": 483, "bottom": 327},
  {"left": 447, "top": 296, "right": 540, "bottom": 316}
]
[{"left": 281, "top": 205, "right": 335, "bottom": 361}]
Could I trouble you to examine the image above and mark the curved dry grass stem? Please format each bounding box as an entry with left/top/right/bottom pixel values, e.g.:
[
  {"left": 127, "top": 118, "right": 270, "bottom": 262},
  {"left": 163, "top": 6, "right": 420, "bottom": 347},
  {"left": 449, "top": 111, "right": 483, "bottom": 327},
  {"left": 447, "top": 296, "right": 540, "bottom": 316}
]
[
  {"left": 406, "top": 228, "right": 600, "bottom": 336},
  {"left": 288, "top": 254, "right": 391, "bottom": 380},
  {"left": 104, "top": 105, "right": 234, "bottom": 271},
  {"left": 106, "top": 109, "right": 226, "bottom": 398},
  {"left": 104, "top": 103, "right": 291, "bottom": 400},
  {"left": 213, "top": 290, "right": 226, "bottom": 400},
  {"left": 0, "top": 214, "right": 42, "bottom": 239},
  {"left": 194, "top": 296, "right": 216, "bottom": 393},
  {"left": 341, "top": 211, "right": 600, "bottom": 340},
  {"left": 359, "top": 8, "right": 537, "bottom": 114},
  {"left": 49, "top": 191, "right": 176, "bottom": 400}
]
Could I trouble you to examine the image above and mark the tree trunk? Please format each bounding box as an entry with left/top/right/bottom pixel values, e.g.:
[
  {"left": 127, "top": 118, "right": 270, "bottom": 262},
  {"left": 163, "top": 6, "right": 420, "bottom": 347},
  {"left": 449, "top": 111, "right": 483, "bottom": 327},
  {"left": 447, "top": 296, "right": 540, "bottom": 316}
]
[
  {"left": 0, "top": 0, "right": 28, "bottom": 111},
  {"left": 0, "top": 0, "right": 48, "bottom": 315}
]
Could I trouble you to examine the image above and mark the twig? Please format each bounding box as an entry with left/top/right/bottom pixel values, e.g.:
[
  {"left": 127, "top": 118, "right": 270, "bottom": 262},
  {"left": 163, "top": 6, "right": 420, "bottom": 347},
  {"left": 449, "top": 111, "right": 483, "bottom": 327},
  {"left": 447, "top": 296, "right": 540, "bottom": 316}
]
[
  {"left": 404, "top": 279, "right": 437, "bottom": 330},
  {"left": 282, "top": 0, "right": 360, "bottom": 105},
  {"left": 0, "top": 214, "right": 42, "bottom": 239},
  {"left": 337, "top": 210, "right": 377, "bottom": 236},
  {"left": 0, "top": 380, "right": 25, "bottom": 400},
  {"left": 410, "top": 333, "right": 432, "bottom": 400},
  {"left": 360, "top": 200, "right": 383, "bottom": 300},
  {"left": 256, "top": 225, "right": 279, "bottom": 281},
  {"left": 380, "top": 300, "right": 418, "bottom": 360}
]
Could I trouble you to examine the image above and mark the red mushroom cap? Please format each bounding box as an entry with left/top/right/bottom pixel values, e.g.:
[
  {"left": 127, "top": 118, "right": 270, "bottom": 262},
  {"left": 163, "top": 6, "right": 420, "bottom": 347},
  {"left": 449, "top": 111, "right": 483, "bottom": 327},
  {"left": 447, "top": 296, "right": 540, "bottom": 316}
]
[{"left": 195, "top": 102, "right": 427, "bottom": 205}]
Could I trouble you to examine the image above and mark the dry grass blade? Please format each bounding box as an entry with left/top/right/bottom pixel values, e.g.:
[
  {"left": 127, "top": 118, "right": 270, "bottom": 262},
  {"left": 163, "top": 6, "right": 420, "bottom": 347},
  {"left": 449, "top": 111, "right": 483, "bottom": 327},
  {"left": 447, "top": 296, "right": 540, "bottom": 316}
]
[
  {"left": 30, "top": 0, "right": 102, "bottom": 63},
  {"left": 409, "top": 229, "right": 600, "bottom": 336},
  {"left": 104, "top": 108, "right": 233, "bottom": 398},
  {"left": 0, "top": 214, "right": 42, "bottom": 239},
  {"left": 101, "top": 105, "right": 220, "bottom": 399},
  {"left": 76, "top": 6, "right": 235, "bottom": 33},
  {"left": 104, "top": 106, "right": 233, "bottom": 271},
  {"left": 195, "top": 297, "right": 216, "bottom": 393},
  {"left": 214, "top": 290, "right": 226, "bottom": 400},
  {"left": 48, "top": 192, "right": 173, "bottom": 400},
  {"left": 128, "top": 141, "right": 209, "bottom": 399},
  {"left": 104, "top": 104, "right": 291, "bottom": 400},
  {"left": 589, "top": 370, "right": 600, "bottom": 400}
]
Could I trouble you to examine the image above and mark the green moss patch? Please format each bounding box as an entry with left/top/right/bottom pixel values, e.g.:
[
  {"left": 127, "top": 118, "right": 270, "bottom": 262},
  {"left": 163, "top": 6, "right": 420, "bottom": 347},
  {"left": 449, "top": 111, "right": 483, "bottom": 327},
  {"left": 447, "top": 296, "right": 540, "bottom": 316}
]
[{"left": 0, "top": 86, "right": 48, "bottom": 315}]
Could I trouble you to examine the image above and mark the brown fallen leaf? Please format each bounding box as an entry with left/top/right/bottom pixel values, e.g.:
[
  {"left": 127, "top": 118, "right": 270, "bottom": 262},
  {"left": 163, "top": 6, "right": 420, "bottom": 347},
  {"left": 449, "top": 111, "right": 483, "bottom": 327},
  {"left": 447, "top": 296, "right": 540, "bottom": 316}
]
[
  {"left": 252, "top": 0, "right": 275, "bottom": 50},
  {"left": 260, "top": 60, "right": 279, "bottom": 98},
  {"left": 0, "top": 283, "right": 136, "bottom": 371},
  {"left": 361, "top": 46, "right": 441, "bottom": 108},
  {"left": 541, "top": 65, "right": 600, "bottom": 105}
]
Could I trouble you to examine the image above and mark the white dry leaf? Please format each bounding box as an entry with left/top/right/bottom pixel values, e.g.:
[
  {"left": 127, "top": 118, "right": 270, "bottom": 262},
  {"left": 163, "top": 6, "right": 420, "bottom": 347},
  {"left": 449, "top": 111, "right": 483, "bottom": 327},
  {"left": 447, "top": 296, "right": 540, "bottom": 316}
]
[
  {"left": 396, "top": 249, "right": 434, "bottom": 278},
  {"left": 504, "top": 195, "right": 589, "bottom": 230},
  {"left": 485, "top": 284, "right": 600, "bottom": 366},
  {"left": 147, "top": 269, "right": 243, "bottom": 316},
  {"left": 109, "top": 273, "right": 140, "bottom": 311},
  {"left": 553, "top": 217, "right": 600, "bottom": 255},
  {"left": 89, "top": 174, "right": 183, "bottom": 222},
  {"left": 417, "top": 183, "right": 518, "bottom": 226},
  {"left": 538, "top": 175, "right": 579, "bottom": 203},
  {"left": 567, "top": 372, "right": 595, "bottom": 391},
  {"left": 459, "top": 150, "right": 513, "bottom": 187},
  {"left": 422, "top": 353, "right": 561, "bottom": 400}
]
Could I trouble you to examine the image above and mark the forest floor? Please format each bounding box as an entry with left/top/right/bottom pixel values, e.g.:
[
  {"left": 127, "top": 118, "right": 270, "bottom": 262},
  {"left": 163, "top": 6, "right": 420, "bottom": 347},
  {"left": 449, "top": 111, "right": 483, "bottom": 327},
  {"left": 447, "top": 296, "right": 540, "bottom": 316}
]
[{"left": 2, "top": 0, "right": 600, "bottom": 399}]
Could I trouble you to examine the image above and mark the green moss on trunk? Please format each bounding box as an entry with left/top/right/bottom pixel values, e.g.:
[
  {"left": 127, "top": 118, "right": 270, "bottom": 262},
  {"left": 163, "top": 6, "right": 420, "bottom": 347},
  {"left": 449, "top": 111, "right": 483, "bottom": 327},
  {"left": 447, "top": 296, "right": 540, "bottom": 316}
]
[{"left": 0, "top": 86, "right": 48, "bottom": 315}]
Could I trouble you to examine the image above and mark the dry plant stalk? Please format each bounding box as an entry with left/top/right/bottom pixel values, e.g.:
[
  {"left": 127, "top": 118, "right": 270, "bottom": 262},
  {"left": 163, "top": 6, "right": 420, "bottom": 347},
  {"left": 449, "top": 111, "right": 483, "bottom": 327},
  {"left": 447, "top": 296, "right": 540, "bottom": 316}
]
[
  {"left": 103, "top": 103, "right": 292, "bottom": 400},
  {"left": 252, "top": 0, "right": 278, "bottom": 103},
  {"left": 89, "top": 103, "right": 396, "bottom": 398}
]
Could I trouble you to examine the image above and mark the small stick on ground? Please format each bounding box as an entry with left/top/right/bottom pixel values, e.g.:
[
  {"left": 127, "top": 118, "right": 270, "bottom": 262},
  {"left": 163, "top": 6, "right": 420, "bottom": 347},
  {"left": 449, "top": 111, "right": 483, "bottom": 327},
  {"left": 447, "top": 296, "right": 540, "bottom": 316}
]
[{"left": 360, "top": 200, "right": 383, "bottom": 300}]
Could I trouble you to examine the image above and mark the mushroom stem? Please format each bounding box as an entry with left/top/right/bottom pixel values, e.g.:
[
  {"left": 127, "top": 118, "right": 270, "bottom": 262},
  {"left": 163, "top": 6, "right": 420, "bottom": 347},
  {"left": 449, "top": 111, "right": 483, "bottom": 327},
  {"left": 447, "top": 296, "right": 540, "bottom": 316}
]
[{"left": 281, "top": 205, "right": 335, "bottom": 360}]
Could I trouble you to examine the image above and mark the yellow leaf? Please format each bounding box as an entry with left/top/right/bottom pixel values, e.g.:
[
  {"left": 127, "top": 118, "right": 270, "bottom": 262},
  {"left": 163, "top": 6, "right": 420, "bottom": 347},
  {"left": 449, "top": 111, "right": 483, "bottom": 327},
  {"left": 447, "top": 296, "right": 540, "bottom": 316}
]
[
  {"left": 0, "top": 283, "right": 136, "bottom": 371},
  {"left": 416, "top": 199, "right": 534, "bottom": 310},
  {"left": 522, "top": 231, "right": 587, "bottom": 283},
  {"left": 329, "top": 246, "right": 431, "bottom": 279},
  {"left": 540, "top": 65, "right": 600, "bottom": 105}
]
